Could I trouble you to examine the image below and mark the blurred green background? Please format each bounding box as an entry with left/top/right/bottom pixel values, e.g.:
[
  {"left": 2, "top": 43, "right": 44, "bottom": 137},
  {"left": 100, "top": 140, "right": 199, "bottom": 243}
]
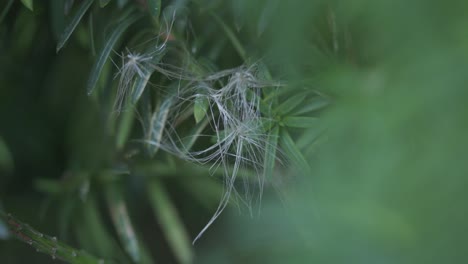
[{"left": 1, "top": 0, "right": 468, "bottom": 263}]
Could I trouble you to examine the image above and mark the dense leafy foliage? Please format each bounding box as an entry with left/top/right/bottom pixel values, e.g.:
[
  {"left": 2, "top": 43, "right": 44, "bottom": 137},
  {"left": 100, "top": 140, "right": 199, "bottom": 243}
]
[{"left": 1, "top": 0, "right": 468, "bottom": 263}]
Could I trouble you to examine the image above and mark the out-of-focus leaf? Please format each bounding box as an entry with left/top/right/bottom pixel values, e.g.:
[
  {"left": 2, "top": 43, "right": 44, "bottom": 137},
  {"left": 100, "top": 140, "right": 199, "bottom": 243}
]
[
  {"left": 0, "top": 137, "right": 13, "bottom": 172},
  {"left": 117, "top": 0, "right": 129, "bottom": 8},
  {"left": 88, "top": 13, "right": 95, "bottom": 55},
  {"left": 257, "top": 0, "right": 279, "bottom": 36},
  {"left": 0, "top": 0, "right": 14, "bottom": 24},
  {"left": 263, "top": 125, "right": 279, "bottom": 180},
  {"left": 105, "top": 182, "right": 153, "bottom": 264},
  {"left": 293, "top": 96, "right": 330, "bottom": 115},
  {"left": 0, "top": 208, "right": 8, "bottom": 239},
  {"left": 115, "top": 107, "right": 134, "bottom": 150},
  {"left": 99, "top": 0, "right": 111, "bottom": 8},
  {"left": 177, "top": 176, "right": 223, "bottom": 210},
  {"left": 76, "top": 197, "right": 129, "bottom": 262},
  {"left": 49, "top": 0, "right": 65, "bottom": 39},
  {"left": 147, "top": 179, "right": 194, "bottom": 264},
  {"left": 275, "top": 92, "right": 308, "bottom": 115},
  {"left": 56, "top": 0, "right": 95, "bottom": 52},
  {"left": 147, "top": 0, "right": 161, "bottom": 21},
  {"left": 282, "top": 116, "right": 319, "bottom": 128},
  {"left": 211, "top": 13, "right": 246, "bottom": 60},
  {"left": 280, "top": 128, "right": 311, "bottom": 173},
  {"left": 87, "top": 12, "right": 142, "bottom": 95},
  {"left": 231, "top": 0, "right": 246, "bottom": 31},
  {"left": 20, "top": 0, "right": 33, "bottom": 11}
]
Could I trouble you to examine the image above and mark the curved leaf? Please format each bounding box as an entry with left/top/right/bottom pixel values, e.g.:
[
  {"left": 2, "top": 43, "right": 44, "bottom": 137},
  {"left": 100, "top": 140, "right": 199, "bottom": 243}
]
[
  {"left": 56, "top": 0, "right": 95, "bottom": 52},
  {"left": 86, "top": 13, "right": 142, "bottom": 95}
]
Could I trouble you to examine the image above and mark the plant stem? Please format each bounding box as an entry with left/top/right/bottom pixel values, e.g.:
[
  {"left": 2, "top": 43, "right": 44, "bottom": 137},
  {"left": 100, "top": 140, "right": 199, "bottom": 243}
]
[{"left": 0, "top": 212, "right": 106, "bottom": 264}]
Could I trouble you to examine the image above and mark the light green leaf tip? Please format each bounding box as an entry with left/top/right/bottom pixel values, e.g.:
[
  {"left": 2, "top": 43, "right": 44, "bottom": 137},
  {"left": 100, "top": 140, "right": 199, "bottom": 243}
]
[
  {"left": 99, "top": 0, "right": 111, "bottom": 8},
  {"left": 194, "top": 97, "right": 209, "bottom": 123},
  {"left": 20, "top": 0, "right": 33, "bottom": 11}
]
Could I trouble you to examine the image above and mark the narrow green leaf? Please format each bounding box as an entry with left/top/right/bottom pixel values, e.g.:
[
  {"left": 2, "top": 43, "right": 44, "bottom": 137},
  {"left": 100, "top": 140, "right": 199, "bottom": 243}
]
[
  {"left": 105, "top": 183, "right": 152, "bottom": 264},
  {"left": 275, "top": 92, "right": 308, "bottom": 115},
  {"left": 194, "top": 97, "right": 209, "bottom": 123},
  {"left": 56, "top": 0, "right": 94, "bottom": 53},
  {"left": 20, "top": 0, "right": 33, "bottom": 11},
  {"left": 211, "top": 13, "right": 247, "bottom": 60},
  {"left": 131, "top": 48, "right": 165, "bottom": 104},
  {"left": 177, "top": 177, "right": 223, "bottom": 210},
  {"left": 49, "top": 0, "right": 66, "bottom": 39},
  {"left": 282, "top": 116, "right": 319, "bottom": 128},
  {"left": 280, "top": 129, "right": 312, "bottom": 174},
  {"left": 99, "top": 0, "right": 111, "bottom": 8},
  {"left": 0, "top": 0, "right": 14, "bottom": 24},
  {"left": 147, "top": 96, "right": 173, "bottom": 155},
  {"left": 88, "top": 13, "right": 96, "bottom": 56},
  {"left": 263, "top": 125, "right": 279, "bottom": 180},
  {"left": 147, "top": 179, "right": 194, "bottom": 264},
  {"left": 87, "top": 13, "right": 142, "bottom": 95},
  {"left": 77, "top": 197, "right": 128, "bottom": 262},
  {"left": 0, "top": 137, "right": 13, "bottom": 172},
  {"left": 181, "top": 117, "right": 209, "bottom": 151},
  {"left": 293, "top": 96, "right": 330, "bottom": 115},
  {"left": 147, "top": 0, "right": 161, "bottom": 21},
  {"left": 231, "top": 0, "right": 246, "bottom": 31},
  {"left": 115, "top": 108, "right": 135, "bottom": 150},
  {"left": 295, "top": 125, "right": 324, "bottom": 150},
  {"left": 131, "top": 68, "right": 152, "bottom": 104},
  {"left": 1, "top": 212, "right": 104, "bottom": 264},
  {"left": 257, "top": 0, "right": 280, "bottom": 36}
]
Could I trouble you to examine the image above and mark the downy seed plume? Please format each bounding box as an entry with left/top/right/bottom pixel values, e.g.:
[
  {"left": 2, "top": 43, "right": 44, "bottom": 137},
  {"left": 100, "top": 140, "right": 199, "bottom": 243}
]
[{"left": 137, "top": 62, "right": 281, "bottom": 242}]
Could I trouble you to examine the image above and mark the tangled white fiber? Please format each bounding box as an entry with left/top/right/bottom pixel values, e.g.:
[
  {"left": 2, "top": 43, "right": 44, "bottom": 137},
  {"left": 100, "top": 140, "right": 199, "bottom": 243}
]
[{"left": 114, "top": 16, "right": 280, "bottom": 242}]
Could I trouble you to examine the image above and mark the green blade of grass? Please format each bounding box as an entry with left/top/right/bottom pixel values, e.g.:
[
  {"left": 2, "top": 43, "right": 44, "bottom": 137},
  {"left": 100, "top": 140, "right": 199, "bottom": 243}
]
[
  {"left": 147, "top": 179, "right": 194, "bottom": 264},
  {"left": 0, "top": 212, "right": 104, "bottom": 264},
  {"left": 56, "top": 0, "right": 95, "bottom": 52},
  {"left": 280, "top": 128, "right": 312, "bottom": 174},
  {"left": 282, "top": 116, "right": 319, "bottom": 128},
  {"left": 147, "top": 0, "right": 161, "bottom": 22},
  {"left": 263, "top": 125, "right": 279, "bottom": 180},
  {"left": 87, "top": 12, "right": 142, "bottom": 95}
]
